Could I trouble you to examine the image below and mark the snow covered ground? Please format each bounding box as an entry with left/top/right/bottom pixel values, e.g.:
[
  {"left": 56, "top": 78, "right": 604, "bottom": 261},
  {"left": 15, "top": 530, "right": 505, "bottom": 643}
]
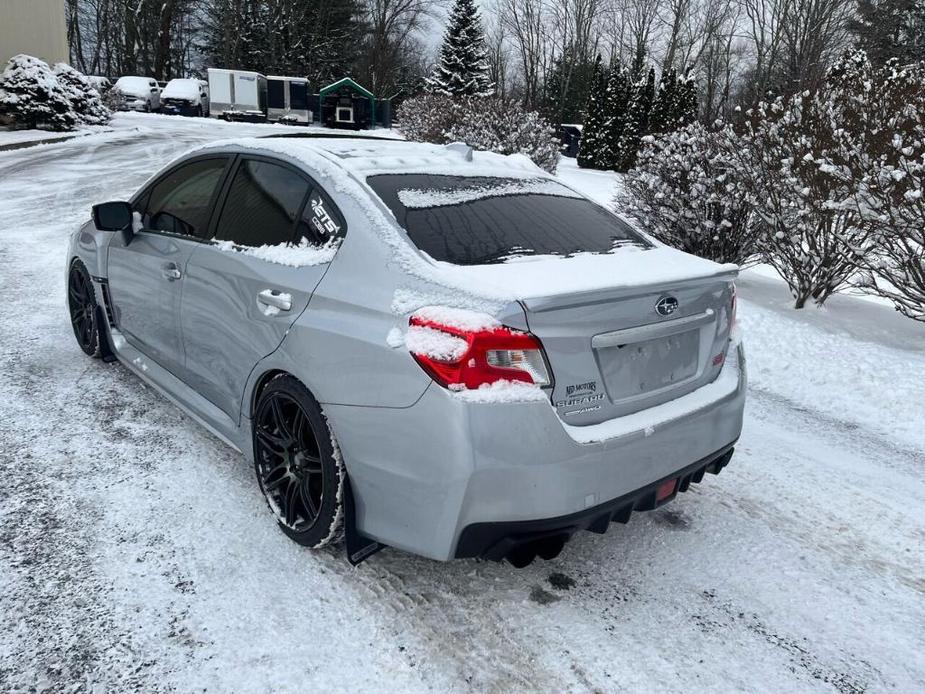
[
  {"left": 1, "top": 114, "right": 923, "bottom": 692},
  {"left": 0, "top": 124, "right": 111, "bottom": 151}
]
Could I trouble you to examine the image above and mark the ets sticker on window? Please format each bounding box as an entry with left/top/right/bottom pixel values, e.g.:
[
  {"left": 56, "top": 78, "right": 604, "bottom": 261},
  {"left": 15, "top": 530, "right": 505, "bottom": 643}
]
[{"left": 310, "top": 193, "right": 340, "bottom": 239}]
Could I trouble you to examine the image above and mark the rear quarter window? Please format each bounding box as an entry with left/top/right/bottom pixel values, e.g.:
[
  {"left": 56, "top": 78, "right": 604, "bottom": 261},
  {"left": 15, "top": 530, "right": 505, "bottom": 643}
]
[{"left": 367, "top": 174, "right": 649, "bottom": 266}]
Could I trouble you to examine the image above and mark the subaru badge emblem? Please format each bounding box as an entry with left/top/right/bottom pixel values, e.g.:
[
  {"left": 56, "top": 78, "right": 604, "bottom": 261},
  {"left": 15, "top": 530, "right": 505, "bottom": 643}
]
[{"left": 656, "top": 296, "right": 679, "bottom": 316}]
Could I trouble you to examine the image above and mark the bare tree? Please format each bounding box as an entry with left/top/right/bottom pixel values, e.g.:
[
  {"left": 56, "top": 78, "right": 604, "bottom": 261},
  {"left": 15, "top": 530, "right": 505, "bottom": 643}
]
[
  {"left": 356, "top": 0, "right": 437, "bottom": 95},
  {"left": 499, "top": 0, "right": 547, "bottom": 108}
]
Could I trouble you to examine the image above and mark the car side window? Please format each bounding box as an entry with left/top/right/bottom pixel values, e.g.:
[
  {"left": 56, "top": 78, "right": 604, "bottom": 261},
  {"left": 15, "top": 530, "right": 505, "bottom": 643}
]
[
  {"left": 295, "top": 186, "right": 346, "bottom": 247},
  {"left": 214, "top": 159, "right": 310, "bottom": 247},
  {"left": 141, "top": 158, "right": 228, "bottom": 238}
]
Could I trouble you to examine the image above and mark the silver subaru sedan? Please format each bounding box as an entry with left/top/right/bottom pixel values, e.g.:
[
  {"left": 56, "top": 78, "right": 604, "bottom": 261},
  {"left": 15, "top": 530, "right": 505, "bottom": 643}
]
[{"left": 67, "top": 136, "right": 745, "bottom": 566}]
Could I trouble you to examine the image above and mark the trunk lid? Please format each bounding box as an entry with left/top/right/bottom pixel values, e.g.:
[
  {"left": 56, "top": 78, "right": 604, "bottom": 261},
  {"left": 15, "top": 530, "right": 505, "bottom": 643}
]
[{"left": 522, "top": 275, "right": 736, "bottom": 427}]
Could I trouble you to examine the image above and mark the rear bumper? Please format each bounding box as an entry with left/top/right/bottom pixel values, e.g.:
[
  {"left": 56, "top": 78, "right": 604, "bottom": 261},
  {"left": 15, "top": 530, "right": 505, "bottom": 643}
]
[
  {"left": 455, "top": 444, "right": 735, "bottom": 564},
  {"left": 325, "top": 341, "right": 746, "bottom": 561},
  {"left": 162, "top": 103, "right": 199, "bottom": 116}
]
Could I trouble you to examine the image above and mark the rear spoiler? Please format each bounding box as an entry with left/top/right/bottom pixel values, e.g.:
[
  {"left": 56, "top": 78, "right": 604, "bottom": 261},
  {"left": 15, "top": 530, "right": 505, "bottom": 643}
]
[{"left": 521, "top": 268, "right": 739, "bottom": 314}]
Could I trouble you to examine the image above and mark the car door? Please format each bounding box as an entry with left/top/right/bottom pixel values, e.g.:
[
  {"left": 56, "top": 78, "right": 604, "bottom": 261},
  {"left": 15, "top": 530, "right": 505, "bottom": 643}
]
[
  {"left": 179, "top": 156, "right": 345, "bottom": 422},
  {"left": 107, "top": 156, "right": 230, "bottom": 376}
]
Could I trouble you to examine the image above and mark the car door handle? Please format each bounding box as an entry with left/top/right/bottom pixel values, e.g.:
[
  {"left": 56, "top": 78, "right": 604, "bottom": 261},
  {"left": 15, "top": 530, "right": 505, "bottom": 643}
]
[
  {"left": 161, "top": 263, "right": 182, "bottom": 281},
  {"left": 257, "top": 289, "right": 291, "bottom": 311}
]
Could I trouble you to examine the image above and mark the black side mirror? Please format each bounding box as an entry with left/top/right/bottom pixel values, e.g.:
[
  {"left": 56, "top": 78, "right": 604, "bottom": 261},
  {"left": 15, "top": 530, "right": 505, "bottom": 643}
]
[{"left": 93, "top": 201, "right": 134, "bottom": 243}]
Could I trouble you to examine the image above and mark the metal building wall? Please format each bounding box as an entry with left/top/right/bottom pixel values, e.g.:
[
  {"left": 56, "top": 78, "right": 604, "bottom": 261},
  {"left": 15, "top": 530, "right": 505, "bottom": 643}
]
[{"left": 0, "top": 0, "right": 69, "bottom": 67}]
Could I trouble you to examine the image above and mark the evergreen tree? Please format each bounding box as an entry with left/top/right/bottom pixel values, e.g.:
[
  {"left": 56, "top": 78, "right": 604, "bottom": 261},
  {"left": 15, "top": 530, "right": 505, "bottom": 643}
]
[
  {"left": 427, "top": 0, "right": 494, "bottom": 97},
  {"left": 544, "top": 53, "right": 596, "bottom": 125},
  {"left": 53, "top": 63, "right": 110, "bottom": 126},
  {"left": 849, "top": 0, "right": 925, "bottom": 66},
  {"left": 0, "top": 55, "right": 77, "bottom": 131},
  {"left": 201, "top": 0, "right": 361, "bottom": 85},
  {"left": 617, "top": 67, "right": 656, "bottom": 172},
  {"left": 649, "top": 68, "right": 678, "bottom": 134},
  {"left": 577, "top": 56, "right": 609, "bottom": 169},
  {"left": 601, "top": 63, "right": 631, "bottom": 169},
  {"left": 673, "top": 73, "right": 698, "bottom": 128}
]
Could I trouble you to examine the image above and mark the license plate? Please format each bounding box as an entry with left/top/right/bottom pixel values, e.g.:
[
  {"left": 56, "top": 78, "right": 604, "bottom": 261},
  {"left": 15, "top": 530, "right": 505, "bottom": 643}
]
[{"left": 598, "top": 328, "right": 700, "bottom": 398}]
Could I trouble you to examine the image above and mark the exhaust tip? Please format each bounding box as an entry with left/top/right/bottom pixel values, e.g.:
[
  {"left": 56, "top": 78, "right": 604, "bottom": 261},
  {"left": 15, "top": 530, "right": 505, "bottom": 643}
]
[{"left": 506, "top": 534, "right": 569, "bottom": 567}]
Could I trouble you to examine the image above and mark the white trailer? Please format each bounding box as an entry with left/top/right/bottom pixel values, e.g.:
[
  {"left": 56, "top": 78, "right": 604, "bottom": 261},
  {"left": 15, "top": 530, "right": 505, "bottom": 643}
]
[
  {"left": 267, "top": 76, "right": 312, "bottom": 124},
  {"left": 207, "top": 68, "right": 268, "bottom": 121}
]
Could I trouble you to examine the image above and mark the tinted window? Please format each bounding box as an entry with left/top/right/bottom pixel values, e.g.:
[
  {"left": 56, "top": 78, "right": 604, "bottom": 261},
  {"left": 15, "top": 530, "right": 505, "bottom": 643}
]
[
  {"left": 295, "top": 187, "right": 345, "bottom": 246},
  {"left": 214, "top": 159, "right": 310, "bottom": 247},
  {"left": 144, "top": 158, "right": 227, "bottom": 237},
  {"left": 367, "top": 174, "right": 649, "bottom": 265}
]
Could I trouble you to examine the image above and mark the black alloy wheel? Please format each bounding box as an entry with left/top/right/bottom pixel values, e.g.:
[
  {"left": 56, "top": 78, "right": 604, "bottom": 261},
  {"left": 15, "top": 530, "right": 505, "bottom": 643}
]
[
  {"left": 68, "top": 262, "right": 101, "bottom": 358},
  {"left": 253, "top": 376, "right": 343, "bottom": 547}
]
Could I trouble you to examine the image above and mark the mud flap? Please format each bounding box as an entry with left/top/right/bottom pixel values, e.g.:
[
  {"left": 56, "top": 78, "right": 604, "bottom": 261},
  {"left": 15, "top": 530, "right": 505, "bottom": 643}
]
[
  {"left": 95, "top": 305, "right": 118, "bottom": 363},
  {"left": 344, "top": 476, "right": 386, "bottom": 565}
]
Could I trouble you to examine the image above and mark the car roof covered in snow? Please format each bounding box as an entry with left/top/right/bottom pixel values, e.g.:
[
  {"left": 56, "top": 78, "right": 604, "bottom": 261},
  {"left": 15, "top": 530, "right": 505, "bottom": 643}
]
[
  {"left": 162, "top": 78, "right": 203, "bottom": 100},
  {"left": 114, "top": 76, "right": 155, "bottom": 95},
  {"left": 186, "top": 136, "right": 736, "bottom": 308},
  {"left": 194, "top": 136, "right": 549, "bottom": 180}
]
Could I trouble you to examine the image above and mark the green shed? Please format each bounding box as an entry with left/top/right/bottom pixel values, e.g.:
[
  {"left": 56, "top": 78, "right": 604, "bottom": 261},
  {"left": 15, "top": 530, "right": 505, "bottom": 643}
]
[{"left": 318, "top": 78, "right": 376, "bottom": 130}]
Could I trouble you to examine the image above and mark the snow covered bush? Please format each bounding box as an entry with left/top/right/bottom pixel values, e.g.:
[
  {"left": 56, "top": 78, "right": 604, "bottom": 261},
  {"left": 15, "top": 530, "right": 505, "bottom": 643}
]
[
  {"left": 0, "top": 55, "right": 78, "bottom": 131},
  {"left": 53, "top": 63, "right": 111, "bottom": 126},
  {"left": 618, "top": 122, "right": 758, "bottom": 265},
  {"left": 736, "top": 68, "right": 873, "bottom": 308},
  {"left": 396, "top": 92, "right": 456, "bottom": 143},
  {"left": 837, "top": 55, "right": 925, "bottom": 321},
  {"left": 397, "top": 94, "right": 560, "bottom": 173}
]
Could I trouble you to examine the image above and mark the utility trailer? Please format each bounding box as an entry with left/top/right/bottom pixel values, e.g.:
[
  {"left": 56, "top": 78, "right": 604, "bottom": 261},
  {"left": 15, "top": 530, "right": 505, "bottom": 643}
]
[
  {"left": 267, "top": 76, "right": 312, "bottom": 124},
  {"left": 207, "top": 68, "right": 268, "bottom": 122}
]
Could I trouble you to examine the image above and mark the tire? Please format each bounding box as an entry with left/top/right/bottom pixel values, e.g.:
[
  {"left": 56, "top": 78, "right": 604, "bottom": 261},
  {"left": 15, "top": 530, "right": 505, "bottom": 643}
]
[
  {"left": 67, "top": 260, "right": 101, "bottom": 358},
  {"left": 253, "top": 376, "right": 344, "bottom": 548}
]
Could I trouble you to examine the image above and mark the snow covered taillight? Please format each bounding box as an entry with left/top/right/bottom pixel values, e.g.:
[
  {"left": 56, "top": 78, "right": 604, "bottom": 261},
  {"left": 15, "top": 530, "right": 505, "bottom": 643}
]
[{"left": 407, "top": 315, "right": 551, "bottom": 390}]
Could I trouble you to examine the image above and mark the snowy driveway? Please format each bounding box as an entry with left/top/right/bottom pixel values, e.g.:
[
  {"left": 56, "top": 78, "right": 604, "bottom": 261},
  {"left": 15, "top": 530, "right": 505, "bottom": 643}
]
[{"left": 1, "top": 115, "right": 923, "bottom": 693}]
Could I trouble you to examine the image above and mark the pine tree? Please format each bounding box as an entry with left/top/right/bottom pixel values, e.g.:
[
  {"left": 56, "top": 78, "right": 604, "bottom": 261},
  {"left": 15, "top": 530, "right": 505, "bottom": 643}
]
[
  {"left": 544, "top": 53, "right": 596, "bottom": 125},
  {"left": 427, "top": 0, "right": 494, "bottom": 97},
  {"left": 849, "top": 0, "right": 925, "bottom": 66},
  {"left": 53, "top": 63, "right": 110, "bottom": 126},
  {"left": 649, "top": 68, "right": 678, "bottom": 134},
  {"left": 577, "top": 56, "right": 609, "bottom": 169},
  {"left": 0, "top": 55, "right": 77, "bottom": 131},
  {"left": 673, "top": 73, "right": 698, "bottom": 128},
  {"left": 601, "top": 63, "right": 631, "bottom": 169},
  {"left": 617, "top": 67, "right": 656, "bottom": 172}
]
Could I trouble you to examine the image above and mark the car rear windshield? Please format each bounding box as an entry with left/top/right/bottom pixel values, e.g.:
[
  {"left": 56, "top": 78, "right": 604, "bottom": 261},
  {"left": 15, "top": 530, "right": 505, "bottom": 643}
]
[{"left": 366, "top": 174, "right": 649, "bottom": 266}]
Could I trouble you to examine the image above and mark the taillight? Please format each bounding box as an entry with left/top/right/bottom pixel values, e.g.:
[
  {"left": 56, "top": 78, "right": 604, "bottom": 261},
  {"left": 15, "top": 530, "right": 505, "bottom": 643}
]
[{"left": 407, "top": 315, "right": 551, "bottom": 390}]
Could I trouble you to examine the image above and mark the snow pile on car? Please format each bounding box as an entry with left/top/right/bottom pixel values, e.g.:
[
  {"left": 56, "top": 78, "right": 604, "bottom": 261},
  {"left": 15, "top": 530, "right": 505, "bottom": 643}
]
[
  {"left": 396, "top": 178, "right": 581, "bottom": 209},
  {"left": 404, "top": 325, "right": 468, "bottom": 362},
  {"left": 212, "top": 237, "right": 339, "bottom": 267},
  {"left": 114, "top": 76, "right": 153, "bottom": 97},
  {"left": 161, "top": 79, "right": 202, "bottom": 101},
  {"left": 451, "top": 380, "right": 549, "bottom": 403}
]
